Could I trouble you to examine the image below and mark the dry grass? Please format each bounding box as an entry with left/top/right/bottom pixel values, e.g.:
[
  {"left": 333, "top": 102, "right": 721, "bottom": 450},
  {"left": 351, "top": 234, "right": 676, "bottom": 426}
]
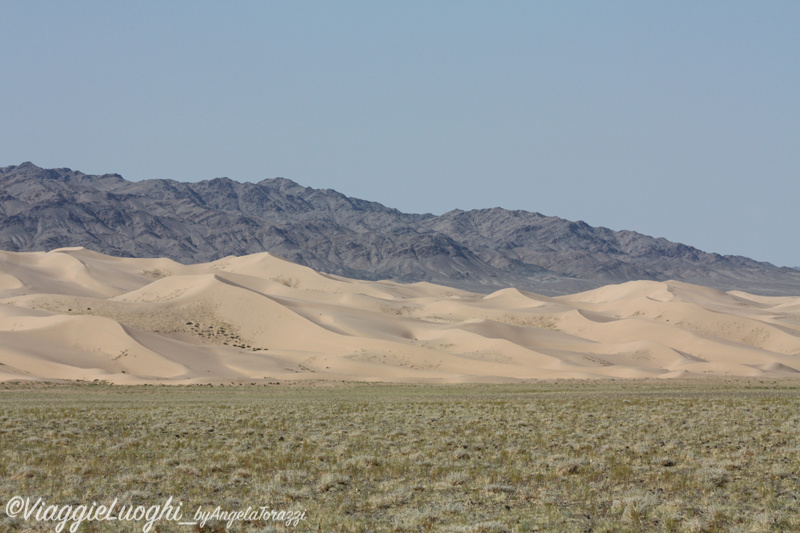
[{"left": 1, "top": 379, "right": 799, "bottom": 531}]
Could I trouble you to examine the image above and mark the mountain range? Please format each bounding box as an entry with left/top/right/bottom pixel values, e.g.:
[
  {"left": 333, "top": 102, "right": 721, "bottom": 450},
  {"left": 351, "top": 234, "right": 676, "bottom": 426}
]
[{"left": 2, "top": 162, "right": 799, "bottom": 296}]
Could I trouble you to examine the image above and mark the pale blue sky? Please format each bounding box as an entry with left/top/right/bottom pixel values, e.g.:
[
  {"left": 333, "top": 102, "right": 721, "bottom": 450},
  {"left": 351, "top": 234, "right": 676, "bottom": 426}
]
[{"left": 2, "top": 1, "right": 798, "bottom": 266}]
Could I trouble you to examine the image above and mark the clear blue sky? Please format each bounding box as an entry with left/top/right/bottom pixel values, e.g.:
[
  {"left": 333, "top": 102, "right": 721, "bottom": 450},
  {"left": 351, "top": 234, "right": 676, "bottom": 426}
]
[{"left": 2, "top": 1, "right": 798, "bottom": 267}]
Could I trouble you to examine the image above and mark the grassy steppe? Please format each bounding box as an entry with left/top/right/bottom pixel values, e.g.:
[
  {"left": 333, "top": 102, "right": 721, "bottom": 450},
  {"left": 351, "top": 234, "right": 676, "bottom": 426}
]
[{"left": 1, "top": 379, "right": 799, "bottom": 532}]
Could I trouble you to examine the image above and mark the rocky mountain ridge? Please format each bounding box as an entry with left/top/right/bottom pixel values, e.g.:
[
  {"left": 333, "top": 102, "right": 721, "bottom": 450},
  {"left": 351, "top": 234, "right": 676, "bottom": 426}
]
[{"left": 2, "top": 162, "right": 799, "bottom": 295}]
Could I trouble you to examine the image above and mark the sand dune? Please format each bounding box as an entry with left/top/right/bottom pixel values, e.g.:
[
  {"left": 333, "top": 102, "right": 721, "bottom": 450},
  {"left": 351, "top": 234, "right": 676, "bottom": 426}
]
[{"left": 1, "top": 247, "right": 799, "bottom": 384}]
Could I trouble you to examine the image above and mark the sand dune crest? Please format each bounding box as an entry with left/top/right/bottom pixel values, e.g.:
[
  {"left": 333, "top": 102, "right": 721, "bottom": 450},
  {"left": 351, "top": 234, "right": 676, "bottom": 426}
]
[{"left": 1, "top": 248, "right": 799, "bottom": 383}]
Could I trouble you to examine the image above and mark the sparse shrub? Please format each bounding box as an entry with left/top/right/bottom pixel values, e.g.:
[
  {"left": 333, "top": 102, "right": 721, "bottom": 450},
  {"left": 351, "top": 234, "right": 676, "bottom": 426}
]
[{"left": 1, "top": 380, "right": 799, "bottom": 531}]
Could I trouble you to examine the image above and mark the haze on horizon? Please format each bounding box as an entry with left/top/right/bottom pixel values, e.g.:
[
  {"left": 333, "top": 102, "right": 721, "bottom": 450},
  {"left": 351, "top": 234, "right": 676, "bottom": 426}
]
[{"left": 1, "top": 1, "right": 798, "bottom": 267}]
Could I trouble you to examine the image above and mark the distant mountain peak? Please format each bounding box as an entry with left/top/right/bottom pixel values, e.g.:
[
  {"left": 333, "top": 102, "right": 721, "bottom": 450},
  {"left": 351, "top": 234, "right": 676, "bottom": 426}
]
[{"left": 2, "top": 163, "right": 799, "bottom": 296}]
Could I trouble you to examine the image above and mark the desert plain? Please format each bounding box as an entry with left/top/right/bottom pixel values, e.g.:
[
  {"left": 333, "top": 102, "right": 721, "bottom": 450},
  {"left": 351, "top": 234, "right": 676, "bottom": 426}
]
[{"left": 2, "top": 249, "right": 800, "bottom": 532}]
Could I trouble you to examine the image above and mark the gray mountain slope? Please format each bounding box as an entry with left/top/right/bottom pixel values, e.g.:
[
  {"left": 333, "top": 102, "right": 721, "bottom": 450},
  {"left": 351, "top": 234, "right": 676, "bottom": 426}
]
[{"left": 2, "top": 162, "right": 799, "bottom": 296}]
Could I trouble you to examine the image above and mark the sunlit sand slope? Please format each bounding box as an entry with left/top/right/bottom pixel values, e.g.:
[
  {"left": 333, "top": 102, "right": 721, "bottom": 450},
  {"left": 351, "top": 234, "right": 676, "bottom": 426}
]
[{"left": 1, "top": 248, "right": 799, "bottom": 383}]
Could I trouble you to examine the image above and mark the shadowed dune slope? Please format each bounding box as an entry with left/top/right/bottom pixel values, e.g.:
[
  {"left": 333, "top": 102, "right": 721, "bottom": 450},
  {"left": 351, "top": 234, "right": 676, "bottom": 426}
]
[{"left": 1, "top": 248, "right": 799, "bottom": 384}]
